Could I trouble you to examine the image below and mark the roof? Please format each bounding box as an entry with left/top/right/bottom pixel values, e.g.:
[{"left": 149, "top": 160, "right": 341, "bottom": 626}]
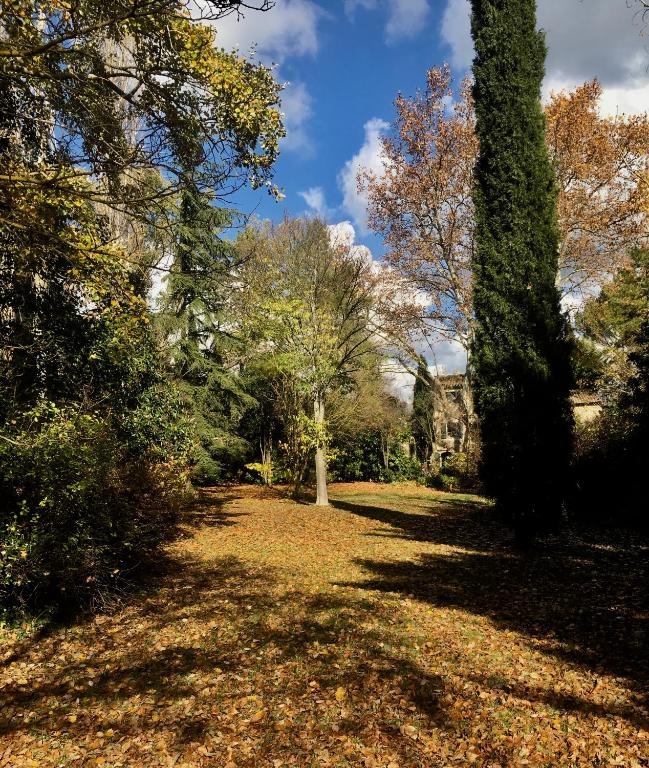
[{"left": 437, "top": 374, "right": 466, "bottom": 389}]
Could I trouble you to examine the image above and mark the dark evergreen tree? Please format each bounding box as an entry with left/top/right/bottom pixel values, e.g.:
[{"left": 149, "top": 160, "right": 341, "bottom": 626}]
[
  {"left": 470, "top": 0, "right": 573, "bottom": 543},
  {"left": 158, "top": 189, "right": 252, "bottom": 484},
  {"left": 411, "top": 358, "right": 436, "bottom": 463}
]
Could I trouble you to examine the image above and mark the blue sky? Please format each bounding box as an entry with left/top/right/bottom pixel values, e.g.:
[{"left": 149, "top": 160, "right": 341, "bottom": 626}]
[
  {"left": 218, "top": 0, "right": 459, "bottom": 257},
  {"left": 214, "top": 0, "right": 649, "bottom": 373}
]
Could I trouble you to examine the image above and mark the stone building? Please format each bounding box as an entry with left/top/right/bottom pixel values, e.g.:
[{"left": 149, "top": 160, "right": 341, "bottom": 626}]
[{"left": 428, "top": 376, "right": 603, "bottom": 462}]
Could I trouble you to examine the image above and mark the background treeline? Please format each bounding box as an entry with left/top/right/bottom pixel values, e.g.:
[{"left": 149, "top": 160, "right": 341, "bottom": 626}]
[{"left": 571, "top": 248, "right": 649, "bottom": 525}]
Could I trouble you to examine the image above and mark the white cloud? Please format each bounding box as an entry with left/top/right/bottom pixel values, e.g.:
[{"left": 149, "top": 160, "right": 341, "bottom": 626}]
[
  {"left": 328, "top": 220, "right": 357, "bottom": 249},
  {"left": 280, "top": 80, "right": 313, "bottom": 153},
  {"left": 328, "top": 221, "right": 374, "bottom": 265},
  {"left": 385, "top": 0, "right": 430, "bottom": 43},
  {"left": 440, "top": 0, "right": 472, "bottom": 70},
  {"left": 339, "top": 117, "right": 390, "bottom": 232},
  {"left": 345, "top": 0, "right": 430, "bottom": 43},
  {"left": 213, "top": 0, "right": 322, "bottom": 64},
  {"left": 384, "top": 366, "right": 415, "bottom": 404},
  {"left": 344, "top": 0, "right": 376, "bottom": 15},
  {"left": 440, "top": 0, "right": 649, "bottom": 116},
  {"left": 431, "top": 337, "right": 467, "bottom": 375},
  {"left": 597, "top": 82, "right": 649, "bottom": 118},
  {"left": 300, "top": 186, "right": 329, "bottom": 217}
]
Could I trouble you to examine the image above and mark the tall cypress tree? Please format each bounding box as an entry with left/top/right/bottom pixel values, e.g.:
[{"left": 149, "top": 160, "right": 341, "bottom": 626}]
[{"left": 470, "top": 0, "right": 573, "bottom": 543}]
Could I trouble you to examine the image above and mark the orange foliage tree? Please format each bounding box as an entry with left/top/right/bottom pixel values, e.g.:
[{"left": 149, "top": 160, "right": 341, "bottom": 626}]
[
  {"left": 547, "top": 80, "right": 649, "bottom": 295},
  {"left": 361, "top": 66, "right": 649, "bottom": 355}
]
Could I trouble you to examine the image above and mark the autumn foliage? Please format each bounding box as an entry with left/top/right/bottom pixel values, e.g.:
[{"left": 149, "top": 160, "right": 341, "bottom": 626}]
[
  {"left": 2, "top": 483, "right": 647, "bottom": 767},
  {"left": 361, "top": 67, "right": 649, "bottom": 346},
  {"left": 361, "top": 66, "right": 477, "bottom": 347}
]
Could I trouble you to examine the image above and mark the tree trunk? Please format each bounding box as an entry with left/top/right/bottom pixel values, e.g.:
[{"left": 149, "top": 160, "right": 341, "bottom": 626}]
[
  {"left": 313, "top": 392, "right": 328, "bottom": 506},
  {"left": 460, "top": 364, "right": 476, "bottom": 454},
  {"left": 260, "top": 436, "right": 273, "bottom": 486},
  {"left": 380, "top": 433, "right": 390, "bottom": 470}
]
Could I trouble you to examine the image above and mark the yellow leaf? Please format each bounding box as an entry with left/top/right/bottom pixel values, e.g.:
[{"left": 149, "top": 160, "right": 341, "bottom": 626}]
[
  {"left": 67, "top": 713, "right": 77, "bottom": 723},
  {"left": 250, "top": 709, "right": 265, "bottom": 723},
  {"left": 335, "top": 686, "right": 346, "bottom": 702}
]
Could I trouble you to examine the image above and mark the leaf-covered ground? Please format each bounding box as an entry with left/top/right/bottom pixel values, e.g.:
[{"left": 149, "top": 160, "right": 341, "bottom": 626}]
[{"left": 1, "top": 483, "right": 648, "bottom": 767}]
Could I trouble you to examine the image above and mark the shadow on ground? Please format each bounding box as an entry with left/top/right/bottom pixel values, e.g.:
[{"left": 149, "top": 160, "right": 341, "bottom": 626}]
[
  {"left": 2, "top": 486, "right": 647, "bottom": 766},
  {"left": 0, "top": 552, "right": 461, "bottom": 765},
  {"left": 178, "top": 489, "right": 244, "bottom": 531},
  {"left": 331, "top": 496, "right": 649, "bottom": 715}
]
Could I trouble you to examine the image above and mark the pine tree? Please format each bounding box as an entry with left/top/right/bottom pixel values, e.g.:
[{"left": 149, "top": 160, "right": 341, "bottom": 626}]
[
  {"left": 470, "top": 0, "right": 573, "bottom": 543},
  {"left": 158, "top": 190, "right": 251, "bottom": 484}
]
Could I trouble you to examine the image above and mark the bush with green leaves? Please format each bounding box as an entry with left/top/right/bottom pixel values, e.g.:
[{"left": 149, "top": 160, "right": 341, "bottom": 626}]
[
  {"left": 423, "top": 473, "right": 458, "bottom": 493},
  {"left": 329, "top": 429, "right": 420, "bottom": 483},
  {"left": 422, "top": 452, "right": 479, "bottom": 492},
  {"left": 379, "top": 450, "right": 422, "bottom": 484},
  {"left": 0, "top": 397, "right": 190, "bottom": 612}
]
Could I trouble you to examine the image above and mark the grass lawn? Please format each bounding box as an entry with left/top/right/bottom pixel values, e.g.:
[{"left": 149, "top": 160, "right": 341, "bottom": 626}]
[{"left": 1, "top": 482, "right": 647, "bottom": 767}]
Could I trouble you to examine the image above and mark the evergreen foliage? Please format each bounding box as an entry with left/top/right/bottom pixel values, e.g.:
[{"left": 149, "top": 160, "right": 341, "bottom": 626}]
[
  {"left": 470, "top": 0, "right": 574, "bottom": 541},
  {"left": 157, "top": 190, "right": 252, "bottom": 485},
  {"left": 411, "top": 359, "right": 436, "bottom": 463},
  {"left": 578, "top": 249, "right": 649, "bottom": 360},
  {"left": 573, "top": 250, "right": 649, "bottom": 525}
]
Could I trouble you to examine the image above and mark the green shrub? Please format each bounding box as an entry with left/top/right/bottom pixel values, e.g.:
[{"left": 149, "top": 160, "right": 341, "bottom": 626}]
[
  {"left": 423, "top": 453, "right": 479, "bottom": 492},
  {"left": 423, "top": 472, "right": 457, "bottom": 492},
  {"left": 441, "top": 452, "right": 468, "bottom": 478},
  {"left": 329, "top": 429, "right": 421, "bottom": 483},
  {"left": 380, "top": 453, "right": 422, "bottom": 483},
  {"left": 0, "top": 402, "right": 189, "bottom": 611},
  {"left": 328, "top": 430, "right": 384, "bottom": 481}
]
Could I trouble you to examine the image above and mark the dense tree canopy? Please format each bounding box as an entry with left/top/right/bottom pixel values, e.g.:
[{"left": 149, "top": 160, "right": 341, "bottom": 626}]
[{"left": 0, "top": 0, "right": 285, "bottom": 609}]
